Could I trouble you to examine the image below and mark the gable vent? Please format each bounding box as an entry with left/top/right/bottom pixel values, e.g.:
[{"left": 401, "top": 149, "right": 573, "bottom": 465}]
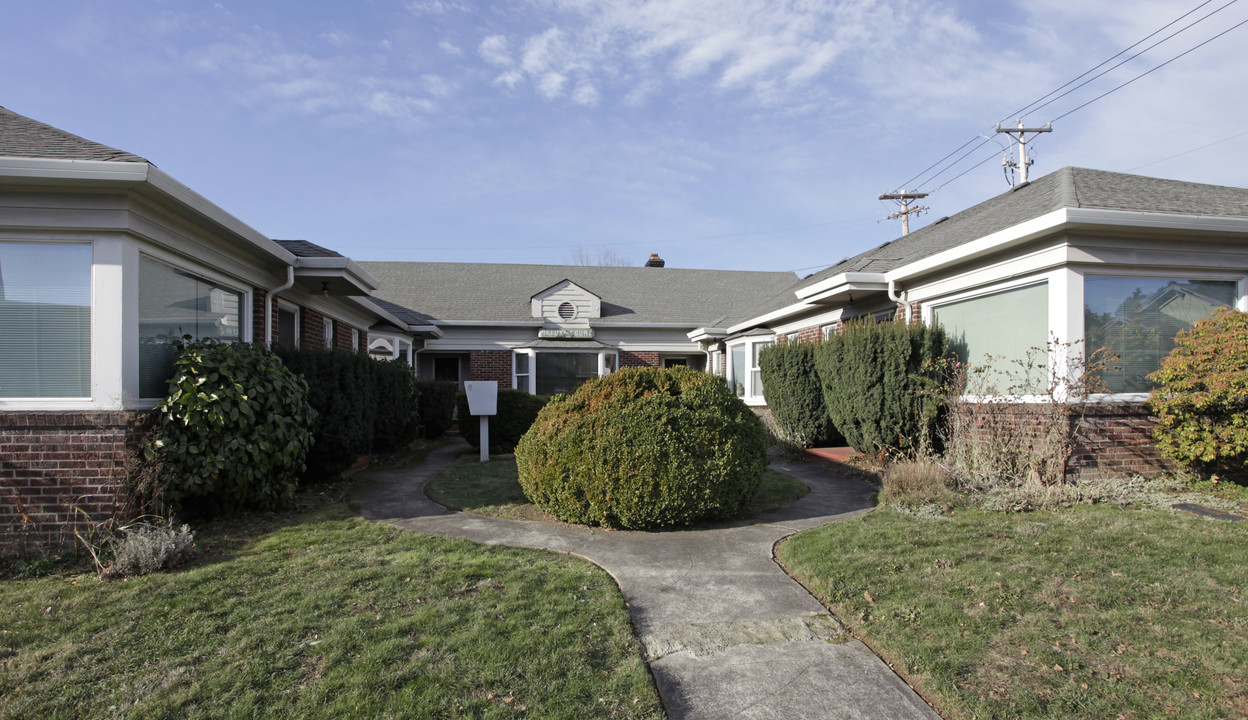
[{"left": 558, "top": 301, "right": 576, "bottom": 320}]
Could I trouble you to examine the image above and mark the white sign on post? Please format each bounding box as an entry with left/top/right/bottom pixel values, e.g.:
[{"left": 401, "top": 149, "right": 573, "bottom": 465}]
[{"left": 463, "top": 381, "right": 498, "bottom": 463}]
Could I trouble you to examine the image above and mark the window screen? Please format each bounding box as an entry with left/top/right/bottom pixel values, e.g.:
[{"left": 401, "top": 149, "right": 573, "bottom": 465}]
[
  {"left": 0, "top": 243, "right": 92, "bottom": 398},
  {"left": 1085, "top": 276, "right": 1236, "bottom": 393}
]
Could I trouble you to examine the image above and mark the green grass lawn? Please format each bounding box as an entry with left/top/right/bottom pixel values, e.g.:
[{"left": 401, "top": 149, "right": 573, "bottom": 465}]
[
  {"left": 426, "top": 455, "right": 807, "bottom": 523},
  {"left": 0, "top": 505, "right": 665, "bottom": 720},
  {"left": 777, "top": 503, "right": 1248, "bottom": 720}
]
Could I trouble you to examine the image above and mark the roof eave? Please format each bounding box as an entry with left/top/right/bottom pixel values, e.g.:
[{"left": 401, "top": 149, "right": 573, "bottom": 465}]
[
  {"left": 0, "top": 156, "right": 296, "bottom": 266},
  {"left": 794, "top": 271, "right": 888, "bottom": 300},
  {"left": 726, "top": 301, "right": 816, "bottom": 334},
  {"left": 293, "top": 256, "right": 381, "bottom": 295}
]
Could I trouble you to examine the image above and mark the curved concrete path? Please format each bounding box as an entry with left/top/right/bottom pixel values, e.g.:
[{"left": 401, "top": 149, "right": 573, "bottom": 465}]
[{"left": 353, "top": 439, "right": 939, "bottom": 720}]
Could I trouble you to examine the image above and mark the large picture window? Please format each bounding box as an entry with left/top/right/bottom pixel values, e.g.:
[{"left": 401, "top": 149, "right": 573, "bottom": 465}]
[
  {"left": 535, "top": 352, "right": 599, "bottom": 396},
  {"left": 1085, "top": 276, "right": 1237, "bottom": 393},
  {"left": 0, "top": 242, "right": 92, "bottom": 398},
  {"left": 934, "top": 282, "right": 1048, "bottom": 393},
  {"left": 139, "top": 255, "right": 244, "bottom": 398}
]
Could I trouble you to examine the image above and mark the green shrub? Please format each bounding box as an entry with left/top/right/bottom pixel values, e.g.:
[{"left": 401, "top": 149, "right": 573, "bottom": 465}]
[
  {"left": 514, "top": 366, "right": 768, "bottom": 529},
  {"left": 1149, "top": 307, "right": 1248, "bottom": 484},
  {"left": 276, "top": 347, "right": 375, "bottom": 482},
  {"left": 457, "top": 388, "right": 551, "bottom": 453},
  {"left": 813, "top": 318, "right": 946, "bottom": 455},
  {"left": 416, "top": 380, "right": 459, "bottom": 439},
  {"left": 147, "top": 339, "right": 315, "bottom": 514},
  {"left": 103, "top": 521, "right": 196, "bottom": 579},
  {"left": 759, "top": 341, "right": 835, "bottom": 448},
  {"left": 370, "top": 359, "right": 420, "bottom": 452}
]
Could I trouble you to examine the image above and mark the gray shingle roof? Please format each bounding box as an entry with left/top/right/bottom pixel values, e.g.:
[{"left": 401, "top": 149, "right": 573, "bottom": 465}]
[
  {"left": 274, "top": 239, "right": 345, "bottom": 258},
  {"left": 369, "top": 296, "right": 439, "bottom": 326},
  {"left": 359, "top": 261, "right": 797, "bottom": 326},
  {"left": 0, "top": 106, "right": 149, "bottom": 163},
  {"left": 737, "top": 167, "right": 1248, "bottom": 322}
]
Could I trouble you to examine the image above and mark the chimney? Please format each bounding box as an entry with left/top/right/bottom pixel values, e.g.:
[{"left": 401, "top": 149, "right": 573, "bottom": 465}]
[{"left": 645, "top": 253, "right": 665, "bottom": 268}]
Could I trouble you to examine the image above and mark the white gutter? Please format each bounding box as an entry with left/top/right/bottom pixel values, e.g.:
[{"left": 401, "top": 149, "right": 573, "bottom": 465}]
[
  {"left": 887, "top": 280, "right": 912, "bottom": 325},
  {"left": 264, "top": 266, "right": 295, "bottom": 348},
  {"left": 293, "top": 256, "right": 381, "bottom": 293},
  {"left": 794, "top": 272, "right": 888, "bottom": 301},
  {"left": 726, "top": 301, "right": 815, "bottom": 335}
]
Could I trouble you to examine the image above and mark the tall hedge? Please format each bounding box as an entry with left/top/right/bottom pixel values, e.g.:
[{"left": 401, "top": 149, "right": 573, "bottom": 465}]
[
  {"left": 415, "top": 380, "right": 458, "bottom": 439},
  {"left": 277, "top": 348, "right": 419, "bottom": 481},
  {"left": 814, "top": 318, "right": 946, "bottom": 455},
  {"left": 514, "top": 366, "right": 768, "bottom": 529},
  {"left": 146, "top": 339, "right": 315, "bottom": 514},
  {"left": 759, "top": 342, "right": 834, "bottom": 447},
  {"left": 456, "top": 388, "right": 551, "bottom": 453},
  {"left": 1149, "top": 307, "right": 1248, "bottom": 483}
]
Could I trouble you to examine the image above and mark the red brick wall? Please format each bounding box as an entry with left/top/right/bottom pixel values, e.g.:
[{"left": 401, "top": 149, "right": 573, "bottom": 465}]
[
  {"left": 620, "top": 351, "right": 660, "bottom": 368},
  {"left": 1070, "top": 403, "right": 1172, "bottom": 480},
  {"left": 301, "top": 307, "right": 326, "bottom": 348},
  {"left": 469, "top": 350, "right": 512, "bottom": 384},
  {"left": 253, "top": 287, "right": 268, "bottom": 343},
  {"left": 1, "top": 411, "right": 149, "bottom": 556},
  {"left": 957, "top": 402, "right": 1172, "bottom": 481}
]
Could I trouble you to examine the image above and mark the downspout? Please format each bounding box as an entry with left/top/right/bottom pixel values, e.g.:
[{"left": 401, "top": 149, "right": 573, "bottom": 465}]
[
  {"left": 887, "top": 279, "right": 913, "bottom": 326},
  {"left": 264, "top": 265, "right": 295, "bottom": 348}
]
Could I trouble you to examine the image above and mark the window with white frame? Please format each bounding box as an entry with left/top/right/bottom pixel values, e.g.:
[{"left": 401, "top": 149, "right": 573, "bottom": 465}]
[
  {"left": 822, "top": 324, "right": 836, "bottom": 341},
  {"left": 513, "top": 351, "right": 531, "bottom": 391},
  {"left": 138, "top": 254, "right": 244, "bottom": 398},
  {"left": 277, "top": 305, "right": 299, "bottom": 350},
  {"left": 324, "top": 317, "right": 334, "bottom": 349},
  {"left": 351, "top": 328, "right": 359, "bottom": 351},
  {"left": 1084, "top": 275, "right": 1238, "bottom": 393},
  {"left": 933, "top": 282, "right": 1048, "bottom": 394},
  {"left": 711, "top": 351, "right": 722, "bottom": 376},
  {"left": 727, "top": 337, "right": 773, "bottom": 402},
  {"left": 0, "top": 242, "right": 92, "bottom": 398}
]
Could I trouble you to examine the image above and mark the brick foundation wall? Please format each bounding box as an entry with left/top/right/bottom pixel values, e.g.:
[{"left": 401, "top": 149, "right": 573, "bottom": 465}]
[
  {"left": 469, "top": 350, "right": 512, "bottom": 384},
  {"left": 955, "top": 401, "right": 1172, "bottom": 481},
  {"left": 1070, "top": 403, "right": 1172, "bottom": 479},
  {"left": 620, "top": 351, "right": 660, "bottom": 368},
  {"left": 1, "top": 411, "right": 150, "bottom": 556}
]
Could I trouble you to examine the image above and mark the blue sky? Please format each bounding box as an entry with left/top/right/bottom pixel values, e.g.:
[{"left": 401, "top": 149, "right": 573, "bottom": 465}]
[{"left": 3, "top": 0, "right": 1247, "bottom": 273}]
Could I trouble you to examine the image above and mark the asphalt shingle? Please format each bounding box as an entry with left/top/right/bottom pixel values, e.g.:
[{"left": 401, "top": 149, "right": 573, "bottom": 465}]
[{"left": 0, "top": 106, "right": 149, "bottom": 164}]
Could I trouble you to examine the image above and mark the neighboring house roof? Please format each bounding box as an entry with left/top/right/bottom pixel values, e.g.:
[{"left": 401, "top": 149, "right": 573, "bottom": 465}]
[
  {"left": 734, "top": 167, "right": 1248, "bottom": 324},
  {"left": 0, "top": 106, "right": 149, "bottom": 163},
  {"left": 274, "top": 239, "right": 345, "bottom": 258},
  {"left": 359, "top": 261, "right": 797, "bottom": 326}
]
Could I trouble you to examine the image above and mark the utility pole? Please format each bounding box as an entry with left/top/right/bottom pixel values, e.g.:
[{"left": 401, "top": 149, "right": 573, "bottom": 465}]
[
  {"left": 995, "top": 118, "right": 1052, "bottom": 184},
  {"left": 879, "top": 190, "right": 929, "bottom": 235}
]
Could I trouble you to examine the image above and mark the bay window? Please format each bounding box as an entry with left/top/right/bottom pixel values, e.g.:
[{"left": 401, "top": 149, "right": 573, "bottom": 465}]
[
  {"left": 727, "top": 337, "right": 773, "bottom": 403},
  {"left": 139, "top": 255, "right": 244, "bottom": 398},
  {"left": 1084, "top": 276, "right": 1237, "bottom": 393}
]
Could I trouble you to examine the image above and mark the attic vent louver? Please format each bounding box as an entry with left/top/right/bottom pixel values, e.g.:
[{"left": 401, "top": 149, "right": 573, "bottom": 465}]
[{"left": 558, "top": 301, "right": 576, "bottom": 320}]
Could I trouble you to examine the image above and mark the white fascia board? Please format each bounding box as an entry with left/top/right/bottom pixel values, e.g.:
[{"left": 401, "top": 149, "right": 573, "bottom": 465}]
[
  {"left": 0, "top": 157, "right": 296, "bottom": 266},
  {"left": 801, "top": 281, "right": 888, "bottom": 305},
  {"left": 885, "top": 208, "right": 1248, "bottom": 284},
  {"left": 593, "top": 321, "right": 703, "bottom": 329},
  {"left": 687, "top": 327, "right": 729, "bottom": 341},
  {"left": 293, "top": 256, "right": 381, "bottom": 293},
  {"left": 407, "top": 325, "right": 444, "bottom": 338},
  {"left": 794, "top": 271, "right": 886, "bottom": 300},
  {"left": 726, "top": 301, "right": 815, "bottom": 335},
  {"left": 441, "top": 320, "right": 546, "bottom": 327},
  {"left": 0, "top": 156, "right": 151, "bottom": 183}
]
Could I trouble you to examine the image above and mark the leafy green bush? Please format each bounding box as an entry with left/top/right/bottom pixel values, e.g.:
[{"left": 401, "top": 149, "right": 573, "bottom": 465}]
[
  {"left": 457, "top": 388, "right": 551, "bottom": 453},
  {"left": 514, "top": 366, "right": 768, "bottom": 529},
  {"left": 147, "top": 339, "right": 315, "bottom": 514},
  {"left": 416, "top": 380, "right": 459, "bottom": 439},
  {"left": 370, "top": 359, "right": 420, "bottom": 452},
  {"left": 1149, "top": 307, "right": 1248, "bottom": 484},
  {"left": 276, "top": 347, "right": 375, "bottom": 482},
  {"left": 813, "top": 318, "right": 946, "bottom": 455},
  {"left": 759, "top": 342, "right": 835, "bottom": 448}
]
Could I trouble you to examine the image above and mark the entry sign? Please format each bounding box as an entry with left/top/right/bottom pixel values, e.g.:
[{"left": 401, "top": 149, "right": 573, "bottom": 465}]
[{"left": 463, "top": 381, "right": 498, "bottom": 463}]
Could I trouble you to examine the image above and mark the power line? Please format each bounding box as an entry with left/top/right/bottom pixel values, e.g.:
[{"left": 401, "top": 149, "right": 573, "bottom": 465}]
[
  {"left": 1001, "top": 0, "right": 1230, "bottom": 122},
  {"left": 1049, "top": 14, "right": 1248, "bottom": 124},
  {"left": 1128, "top": 129, "right": 1248, "bottom": 171},
  {"left": 893, "top": 0, "right": 1245, "bottom": 197}
]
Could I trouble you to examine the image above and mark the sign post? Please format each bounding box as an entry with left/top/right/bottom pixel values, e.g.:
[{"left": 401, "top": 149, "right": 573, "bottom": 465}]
[{"left": 463, "top": 381, "right": 498, "bottom": 463}]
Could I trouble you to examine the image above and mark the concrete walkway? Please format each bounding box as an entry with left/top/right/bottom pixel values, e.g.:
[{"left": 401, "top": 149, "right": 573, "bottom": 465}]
[{"left": 353, "top": 439, "right": 939, "bottom": 720}]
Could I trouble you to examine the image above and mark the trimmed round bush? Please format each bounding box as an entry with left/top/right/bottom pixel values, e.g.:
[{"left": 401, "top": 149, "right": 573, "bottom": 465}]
[{"left": 514, "top": 366, "right": 768, "bottom": 529}]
